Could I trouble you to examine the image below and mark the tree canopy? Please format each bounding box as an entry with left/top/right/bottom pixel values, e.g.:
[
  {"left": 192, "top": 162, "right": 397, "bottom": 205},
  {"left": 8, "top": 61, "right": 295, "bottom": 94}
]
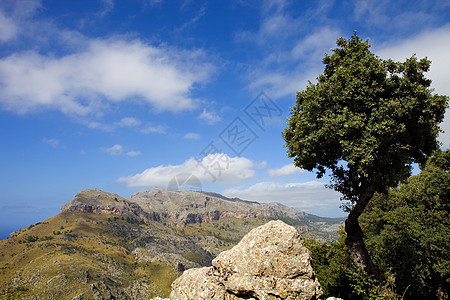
[
  {"left": 361, "top": 150, "right": 450, "bottom": 299},
  {"left": 283, "top": 32, "right": 448, "bottom": 275},
  {"left": 283, "top": 33, "right": 447, "bottom": 202}
]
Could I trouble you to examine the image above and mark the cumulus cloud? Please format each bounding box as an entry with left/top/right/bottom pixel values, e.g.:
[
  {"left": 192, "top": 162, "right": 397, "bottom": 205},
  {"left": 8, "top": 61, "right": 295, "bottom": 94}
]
[
  {"left": 126, "top": 151, "right": 142, "bottom": 157},
  {"left": 183, "top": 132, "right": 201, "bottom": 139},
  {"left": 103, "top": 144, "right": 123, "bottom": 155},
  {"left": 0, "top": 37, "right": 213, "bottom": 115},
  {"left": 117, "top": 117, "right": 141, "bottom": 127},
  {"left": 223, "top": 181, "right": 343, "bottom": 216},
  {"left": 268, "top": 163, "right": 305, "bottom": 177},
  {"left": 0, "top": 0, "right": 42, "bottom": 43},
  {"left": 42, "top": 138, "right": 60, "bottom": 148},
  {"left": 198, "top": 108, "right": 221, "bottom": 125},
  {"left": 117, "top": 153, "right": 256, "bottom": 187},
  {"left": 102, "top": 144, "right": 142, "bottom": 156},
  {"left": 0, "top": 11, "right": 17, "bottom": 42},
  {"left": 141, "top": 124, "right": 167, "bottom": 134}
]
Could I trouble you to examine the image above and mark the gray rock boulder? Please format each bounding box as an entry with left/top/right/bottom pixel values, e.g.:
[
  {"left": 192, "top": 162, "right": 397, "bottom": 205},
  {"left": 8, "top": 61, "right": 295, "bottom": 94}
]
[{"left": 170, "top": 220, "right": 323, "bottom": 300}]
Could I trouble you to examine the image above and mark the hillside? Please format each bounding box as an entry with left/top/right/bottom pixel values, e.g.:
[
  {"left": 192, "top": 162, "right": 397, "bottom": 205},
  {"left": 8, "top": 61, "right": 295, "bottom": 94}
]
[{"left": 0, "top": 188, "right": 344, "bottom": 299}]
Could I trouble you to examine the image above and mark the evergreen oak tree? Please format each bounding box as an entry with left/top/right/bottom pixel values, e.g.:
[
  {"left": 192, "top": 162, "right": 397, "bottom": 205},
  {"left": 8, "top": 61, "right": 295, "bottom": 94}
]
[
  {"left": 283, "top": 32, "right": 448, "bottom": 277},
  {"left": 361, "top": 150, "right": 450, "bottom": 299}
]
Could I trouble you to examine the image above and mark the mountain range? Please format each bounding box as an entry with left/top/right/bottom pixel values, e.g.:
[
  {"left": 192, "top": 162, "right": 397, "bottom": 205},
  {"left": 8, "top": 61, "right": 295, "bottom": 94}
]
[{"left": 0, "top": 188, "right": 344, "bottom": 299}]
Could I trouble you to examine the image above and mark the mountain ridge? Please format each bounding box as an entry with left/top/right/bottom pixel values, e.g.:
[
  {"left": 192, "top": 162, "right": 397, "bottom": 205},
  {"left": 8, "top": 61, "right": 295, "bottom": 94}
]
[
  {"left": 61, "top": 187, "right": 343, "bottom": 229},
  {"left": 1, "top": 188, "right": 344, "bottom": 299}
]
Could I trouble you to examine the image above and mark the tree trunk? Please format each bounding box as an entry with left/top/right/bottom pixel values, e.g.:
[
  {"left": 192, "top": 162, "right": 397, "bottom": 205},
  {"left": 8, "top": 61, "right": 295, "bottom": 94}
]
[{"left": 344, "top": 183, "right": 380, "bottom": 278}]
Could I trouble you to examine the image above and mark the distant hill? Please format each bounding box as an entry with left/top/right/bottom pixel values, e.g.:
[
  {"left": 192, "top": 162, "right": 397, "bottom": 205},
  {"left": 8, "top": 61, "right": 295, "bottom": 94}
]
[{"left": 0, "top": 188, "right": 344, "bottom": 299}]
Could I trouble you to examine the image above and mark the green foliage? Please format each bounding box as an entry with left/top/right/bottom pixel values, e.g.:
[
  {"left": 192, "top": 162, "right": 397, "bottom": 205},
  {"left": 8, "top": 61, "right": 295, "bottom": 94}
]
[
  {"left": 305, "top": 229, "right": 357, "bottom": 299},
  {"left": 305, "top": 151, "right": 449, "bottom": 300},
  {"left": 183, "top": 251, "right": 202, "bottom": 262},
  {"left": 350, "top": 270, "right": 398, "bottom": 300},
  {"left": 4, "top": 211, "right": 332, "bottom": 298},
  {"left": 25, "top": 235, "right": 39, "bottom": 243},
  {"left": 283, "top": 31, "right": 448, "bottom": 278},
  {"left": 283, "top": 32, "right": 448, "bottom": 203},
  {"left": 361, "top": 150, "right": 450, "bottom": 299},
  {"left": 305, "top": 229, "right": 400, "bottom": 300},
  {"left": 126, "top": 216, "right": 145, "bottom": 225}
]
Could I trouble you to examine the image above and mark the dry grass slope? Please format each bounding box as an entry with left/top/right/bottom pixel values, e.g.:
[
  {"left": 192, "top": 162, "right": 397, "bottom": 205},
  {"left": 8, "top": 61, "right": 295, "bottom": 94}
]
[{"left": 0, "top": 188, "right": 344, "bottom": 299}]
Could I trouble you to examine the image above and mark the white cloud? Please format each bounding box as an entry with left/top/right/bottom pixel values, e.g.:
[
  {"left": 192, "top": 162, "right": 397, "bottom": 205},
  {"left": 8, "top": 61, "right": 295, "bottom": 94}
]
[
  {"left": 268, "top": 163, "right": 305, "bottom": 177},
  {"left": 117, "top": 153, "right": 256, "bottom": 187},
  {"left": 79, "top": 119, "right": 114, "bottom": 131},
  {"left": 375, "top": 25, "right": 450, "bottom": 97},
  {"left": 237, "top": 0, "right": 334, "bottom": 47},
  {"left": 375, "top": 25, "right": 450, "bottom": 148},
  {"left": 290, "top": 27, "right": 339, "bottom": 60},
  {"left": 0, "top": 0, "right": 42, "bottom": 43},
  {"left": 176, "top": 4, "right": 207, "bottom": 32},
  {"left": 0, "top": 12, "right": 17, "bottom": 42},
  {"left": 141, "top": 124, "right": 167, "bottom": 134},
  {"left": 103, "top": 144, "right": 123, "bottom": 155},
  {"left": 117, "top": 117, "right": 141, "bottom": 127},
  {"left": 9, "top": 0, "right": 42, "bottom": 19},
  {"left": 98, "top": 0, "right": 114, "bottom": 17},
  {"left": 198, "top": 108, "right": 221, "bottom": 125},
  {"left": 126, "top": 151, "right": 142, "bottom": 157},
  {"left": 352, "top": 0, "right": 444, "bottom": 33},
  {"left": 183, "top": 132, "right": 201, "bottom": 139},
  {"left": 42, "top": 138, "right": 59, "bottom": 148},
  {"left": 223, "top": 181, "right": 343, "bottom": 216},
  {"left": 0, "top": 38, "right": 213, "bottom": 115},
  {"left": 257, "top": 160, "right": 268, "bottom": 168},
  {"left": 102, "top": 145, "right": 141, "bottom": 156},
  {"left": 247, "top": 27, "right": 341, "bottom": 99},
  {"left": 236, "top": 0, "right": 298, "bottom": 45}
]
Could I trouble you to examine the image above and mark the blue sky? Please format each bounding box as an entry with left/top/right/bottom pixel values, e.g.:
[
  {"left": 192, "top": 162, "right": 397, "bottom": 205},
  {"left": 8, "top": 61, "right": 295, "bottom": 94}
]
[{"left": 1, "top": 0, "right": 449, "bottom": 238}]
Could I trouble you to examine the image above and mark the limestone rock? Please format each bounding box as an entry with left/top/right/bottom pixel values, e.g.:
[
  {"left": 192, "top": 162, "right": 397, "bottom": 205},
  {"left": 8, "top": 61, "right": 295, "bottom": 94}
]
[
  {"left": 170, "top": 267, "right": 230, "bottom": 300},
  {"left": 170, "top": 220, "right": 323, "bottom": 300}
]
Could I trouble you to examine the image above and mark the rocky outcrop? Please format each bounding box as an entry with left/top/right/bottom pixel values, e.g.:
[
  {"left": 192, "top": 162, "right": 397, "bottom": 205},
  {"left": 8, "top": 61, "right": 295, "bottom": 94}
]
[
  {"left": 61, "top": 188, "right": 161, "bottom": 222},
  {"left": 60, "top": 188, "right": 343, "bottom": 242},
  {"left": 130, "top": 189, "right": 305, "bottom": 227},
  {"left": 170, "top": 220, "right": 323, "bottom": 300}
]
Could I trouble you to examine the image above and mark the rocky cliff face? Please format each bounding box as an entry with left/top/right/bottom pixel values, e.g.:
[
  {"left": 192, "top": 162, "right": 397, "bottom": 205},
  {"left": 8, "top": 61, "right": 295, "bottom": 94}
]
[
  {"left": 132, "top": 188, "right": 308, "bottom": 226},
  {"left": 0, "top": 188, "right": 343, "bottom": 299},
  {"left": 61, "top": 188, "right": 162, "bottom": 222},
  {"left": 171, "top": 220, "right": 323, "bottom": 300},
  {"left": 62, "top": 188, "right": 340, "bottom": 238}
]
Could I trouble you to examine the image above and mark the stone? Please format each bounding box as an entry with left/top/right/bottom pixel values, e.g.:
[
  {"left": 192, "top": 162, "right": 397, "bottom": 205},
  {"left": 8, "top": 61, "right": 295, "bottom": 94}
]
[
  {"left": 170, "top": 220, "right": 323, "bottom": 300},
  {"left": 170, "top": 267, "right": 230, "bottom": 299}
]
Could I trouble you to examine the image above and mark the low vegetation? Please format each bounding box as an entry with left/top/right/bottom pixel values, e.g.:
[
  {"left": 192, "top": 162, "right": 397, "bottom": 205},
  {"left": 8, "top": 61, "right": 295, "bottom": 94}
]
[
  {"left": 0, "top": 152, "right": 447, "bottom": 299},
  {"left": 0, "top": 198, "right": 342, "bottom": 299},
  {"left": 306, "top": 150, "right": 449, "bottom": 299},
  {"left": 0, "top": 212, "right": 179, "bottom": 298}
]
